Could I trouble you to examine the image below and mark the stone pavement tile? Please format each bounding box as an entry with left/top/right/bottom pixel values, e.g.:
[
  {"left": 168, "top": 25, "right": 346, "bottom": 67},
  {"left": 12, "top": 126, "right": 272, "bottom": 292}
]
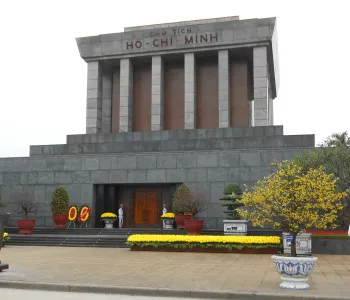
[{"left": 3, "top": 246, "right": 350, "bottom": 298}]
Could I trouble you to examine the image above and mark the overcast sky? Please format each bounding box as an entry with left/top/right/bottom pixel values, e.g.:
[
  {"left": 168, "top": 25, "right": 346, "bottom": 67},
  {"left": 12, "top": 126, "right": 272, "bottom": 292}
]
[{"left": 0, "top": 0, "right": 348, "bottom": 158}]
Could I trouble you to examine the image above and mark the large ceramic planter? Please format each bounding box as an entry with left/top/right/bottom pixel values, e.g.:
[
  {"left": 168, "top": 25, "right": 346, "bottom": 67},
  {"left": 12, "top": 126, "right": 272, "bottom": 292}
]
[
  {"left": 223, "top": 220, "right": 248, "bottom": 235},
  {"left": 52, "top": 214, "right": 68, "bottom": 229},
  {"left": 17, "top": 219, "right": 35, "bottom": 235},
  {"left": 163, "top": 219, "right": 174, "bottom": 230},
  {"left": 184, "top": 220, "right": 204, "bottom": 235},
  {"left": 283, "top": 233, "right": 312, "bottom": 256},
  {"left": 271, "top": 255, "right": 318, "bottom": 290},
  {"left": 103, "top": 219, "right": 116, "bottom": 229},
  {"left": 175, "top": 214, "right": 192, "bottom": 229}
]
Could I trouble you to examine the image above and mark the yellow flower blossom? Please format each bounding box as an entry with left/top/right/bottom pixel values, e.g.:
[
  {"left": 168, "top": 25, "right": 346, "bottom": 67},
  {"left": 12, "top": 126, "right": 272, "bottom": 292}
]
[
  {"left": 160, "top": 213, "right": 175, "bottom": 219},
  {"left": 237, "top": 161, "right": 347, "bottom": 235},
  {"left": 100, "top": 212, "right": 117, "bottom": 219},
  {"left": 3, "top": 232, "right": 9, "bottom": 242},
  {"left": 127, "top": 234, "right": 280, "bottom": 245}
]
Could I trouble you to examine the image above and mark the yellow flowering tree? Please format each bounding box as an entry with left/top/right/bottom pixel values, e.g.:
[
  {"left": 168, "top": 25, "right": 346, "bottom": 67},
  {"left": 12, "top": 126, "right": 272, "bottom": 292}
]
[{"left": 237, "top": 161, "right": 347, "bottom": 257}]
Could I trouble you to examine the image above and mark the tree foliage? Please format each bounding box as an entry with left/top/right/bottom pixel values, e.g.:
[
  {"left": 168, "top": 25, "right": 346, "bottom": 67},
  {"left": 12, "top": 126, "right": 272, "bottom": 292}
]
[
  {"left": 319, "top": 131, "right": 350, "bottom": 147},
  {"left": 172, "top": 184, "right": 191, "bottom": 214},
  {"left": 294, "top": 131, "right": 350, "bottom": 227},
  {"left": 237, "top": 161, "right": 346, "bottom": 256},
  {"left": 185, "top": 188, "right": 209, "bottom": 217},
  {"left": 219, "top": 183, "right": 244, "bottom": 220},
  {"left": 172, "top": 184, "right": 208, "bottom": 217},
  {"left": 51, "top": 187, "right": 69, "bottom": 215}
]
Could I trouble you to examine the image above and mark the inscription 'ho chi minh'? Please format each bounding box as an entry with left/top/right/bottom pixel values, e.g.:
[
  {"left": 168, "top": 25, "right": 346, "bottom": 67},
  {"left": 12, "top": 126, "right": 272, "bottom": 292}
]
[{"left": 124, "top": 32, "right": 220, "bottom": 51}]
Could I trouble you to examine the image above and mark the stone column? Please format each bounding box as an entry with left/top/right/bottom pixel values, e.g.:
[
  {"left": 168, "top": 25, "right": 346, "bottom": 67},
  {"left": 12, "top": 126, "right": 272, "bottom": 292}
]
[
  {"left": 86, "top": 61, "right": 102, "bottom": 134},
  {"left": 101, "top": 73, "right": 112, "bottom": 133},
  {"left": 218, "top": 50, "right": 229, "bottom": 128},
  {"left": 119, "top": 58, "right": 133, "bottom": 132},
  {"left": 184, "top": 53, "right": 196, "bottom": 129},
  {"left": 151, "top": 56, "right": 164, "bottom": 131},
  {"left": 268, "top": 81, "right": 274, "bottom": 125},
  {"left": 253, "top": 47, "right": 269, "bottom": 126},
  {"left": 248, "top": 101, "right": 254, "bottom": 127}
]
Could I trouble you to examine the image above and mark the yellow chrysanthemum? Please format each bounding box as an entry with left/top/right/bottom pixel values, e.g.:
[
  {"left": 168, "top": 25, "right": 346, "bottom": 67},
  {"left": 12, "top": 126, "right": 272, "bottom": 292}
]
[
  {"left": 160, "top": 212, "right": 175, "bottom": 219},
  {"left": 127, "top": 234, "right": 280, "bottom": 245},
  {"left": 101, "top": 212, "right": 117, "bottom": 219}
]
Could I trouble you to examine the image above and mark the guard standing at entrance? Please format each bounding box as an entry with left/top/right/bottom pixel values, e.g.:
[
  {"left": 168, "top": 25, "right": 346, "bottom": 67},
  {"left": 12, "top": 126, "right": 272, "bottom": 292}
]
[
  {"left": 118, "top": 204, "right": 124, "bottom": 228},
  {"left": 162, "top": 204, "right": 167, "bottom": 229}
]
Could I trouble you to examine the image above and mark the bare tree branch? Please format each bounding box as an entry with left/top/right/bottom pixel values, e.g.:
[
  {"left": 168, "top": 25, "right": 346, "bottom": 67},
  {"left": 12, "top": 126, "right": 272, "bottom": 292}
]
[{"left": 12, "top": 192, "right": 41, "bottom": 219}]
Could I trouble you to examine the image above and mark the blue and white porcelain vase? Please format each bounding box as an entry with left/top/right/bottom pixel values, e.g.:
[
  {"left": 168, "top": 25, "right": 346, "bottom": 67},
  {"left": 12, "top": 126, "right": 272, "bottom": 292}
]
[{"left": 271, "top": 255, "right": 318, "bottom": 290}]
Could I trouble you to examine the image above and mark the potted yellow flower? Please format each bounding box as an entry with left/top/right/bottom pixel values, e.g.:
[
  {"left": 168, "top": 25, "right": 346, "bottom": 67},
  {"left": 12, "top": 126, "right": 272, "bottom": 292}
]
[
  {"left": 160, "top": 212, "right": 175, "bottom": 229},
  {"left": 238, "top": 161, "right": 347, "bottom": 290},
  {"left": 2, "top": 232, "right": 9, "bottom": 247},
  {"left": 101, "top": 212, "right": 117, "bottom": 229}
]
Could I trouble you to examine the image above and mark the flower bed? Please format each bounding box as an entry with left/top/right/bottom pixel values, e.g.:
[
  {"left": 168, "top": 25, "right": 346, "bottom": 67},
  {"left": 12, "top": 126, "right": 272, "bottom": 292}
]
[{"left": 127, "top": 235, "right": 280, "bottom": 253}]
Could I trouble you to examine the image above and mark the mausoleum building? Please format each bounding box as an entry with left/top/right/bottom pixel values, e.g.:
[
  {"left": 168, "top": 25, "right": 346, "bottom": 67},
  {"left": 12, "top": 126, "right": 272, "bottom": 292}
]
[{"left": 0, "top": 16, "right": 314, "bottom": 229}]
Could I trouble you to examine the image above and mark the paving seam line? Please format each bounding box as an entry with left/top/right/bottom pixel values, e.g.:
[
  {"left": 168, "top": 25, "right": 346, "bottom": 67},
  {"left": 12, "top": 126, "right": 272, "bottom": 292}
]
[{"left": 0, "top": 280, "right": 349, "bottom": 300}]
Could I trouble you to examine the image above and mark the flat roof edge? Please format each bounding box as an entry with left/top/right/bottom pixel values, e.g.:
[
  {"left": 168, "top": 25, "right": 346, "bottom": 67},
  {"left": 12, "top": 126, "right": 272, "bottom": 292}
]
[{"left": 123, "top": 16, "right": 240, "bottom": 32}]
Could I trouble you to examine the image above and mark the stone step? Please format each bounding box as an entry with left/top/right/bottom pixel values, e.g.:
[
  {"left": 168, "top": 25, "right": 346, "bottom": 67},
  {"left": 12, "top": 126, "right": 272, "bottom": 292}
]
[
  {"left": 6, "top": 242, "right": 127, "bottom": 248},
  {"left": 66, "top": 126, "right": 284, "bottom": 145},
  {"left": 30, "top": 134, "right": 314, "bottom": 157}
]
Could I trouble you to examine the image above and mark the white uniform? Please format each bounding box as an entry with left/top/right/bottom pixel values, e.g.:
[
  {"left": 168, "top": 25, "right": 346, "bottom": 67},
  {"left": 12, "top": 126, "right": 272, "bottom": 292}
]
[
  {"left": 118, "top": 207, "right": 123, "bottom": 228},
  {"left": 162, "top": 206, "right": 167, "bottom": 228}
]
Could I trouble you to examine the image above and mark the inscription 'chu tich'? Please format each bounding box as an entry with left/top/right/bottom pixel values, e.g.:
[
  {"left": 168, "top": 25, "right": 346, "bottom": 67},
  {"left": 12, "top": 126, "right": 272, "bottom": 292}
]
[{"left": 125, "top": 32, "right": 219, "bottom": 50}]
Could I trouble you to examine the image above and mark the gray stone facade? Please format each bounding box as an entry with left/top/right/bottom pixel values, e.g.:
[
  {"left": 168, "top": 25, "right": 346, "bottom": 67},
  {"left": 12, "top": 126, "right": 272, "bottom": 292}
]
[
  {"left": 0, "top": 17, "right": 315, "bottom": 231},
  {"left": 0, "top": 126, "right": 315, "bottom": 229}
]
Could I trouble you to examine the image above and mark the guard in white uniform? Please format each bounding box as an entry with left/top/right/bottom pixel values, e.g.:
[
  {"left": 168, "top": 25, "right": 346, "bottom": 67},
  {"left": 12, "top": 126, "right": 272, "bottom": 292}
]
[
  {"left": 118, "top": 204, "right": 124, "bottom": 228},
  {"left": 162, "top": 204, "right": 167, "bottom": 229}
]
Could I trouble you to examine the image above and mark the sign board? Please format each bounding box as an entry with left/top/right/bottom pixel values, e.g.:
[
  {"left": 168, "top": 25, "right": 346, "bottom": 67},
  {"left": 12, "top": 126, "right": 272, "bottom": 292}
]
[
  {"left": 283, "top": 233, "right": 312, "bottom": 256},
  {"left": 124, "top": 29, "right": 220, "bottom": 51}
]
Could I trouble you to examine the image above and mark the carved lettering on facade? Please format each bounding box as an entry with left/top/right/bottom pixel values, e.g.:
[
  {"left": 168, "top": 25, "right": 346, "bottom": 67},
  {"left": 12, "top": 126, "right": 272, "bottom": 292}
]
[
  {"left": 125, "top": 32, "right": 220, "bottom": 51},
  {"left": 149, "top": 27, "right": 192, "bottom": 37}
]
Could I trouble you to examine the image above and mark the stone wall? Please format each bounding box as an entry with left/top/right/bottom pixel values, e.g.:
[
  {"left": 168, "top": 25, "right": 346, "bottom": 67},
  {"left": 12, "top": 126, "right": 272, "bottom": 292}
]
[{"left": 0, "top": 126, "right": 314, "bottom": 229}]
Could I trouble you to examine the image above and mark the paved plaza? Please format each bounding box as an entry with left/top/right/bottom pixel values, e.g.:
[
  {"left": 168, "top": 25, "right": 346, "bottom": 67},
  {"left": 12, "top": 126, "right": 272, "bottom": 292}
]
[{"left": 1, "top": 246, "right": 350, "bottom": 299}]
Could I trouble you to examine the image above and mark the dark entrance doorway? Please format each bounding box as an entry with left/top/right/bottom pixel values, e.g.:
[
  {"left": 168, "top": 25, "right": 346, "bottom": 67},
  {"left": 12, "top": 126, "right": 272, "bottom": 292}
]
[{"left": 93, "top": 184, "right": 178, "bottom": 228}]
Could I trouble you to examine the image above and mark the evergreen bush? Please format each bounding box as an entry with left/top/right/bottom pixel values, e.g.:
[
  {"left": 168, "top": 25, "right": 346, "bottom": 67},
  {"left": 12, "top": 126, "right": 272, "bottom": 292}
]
[
  {"left": 51, "top": 187, "right": 69, "bottom": 215},
  {"left": 219, "top": 183, "right": 244, "bottom": 220}
]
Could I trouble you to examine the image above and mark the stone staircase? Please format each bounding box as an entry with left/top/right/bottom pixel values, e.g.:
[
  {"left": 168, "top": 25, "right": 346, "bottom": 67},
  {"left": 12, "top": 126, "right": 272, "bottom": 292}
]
[{"left": 4, "top": 227, "right": 281, "bottom": 248}]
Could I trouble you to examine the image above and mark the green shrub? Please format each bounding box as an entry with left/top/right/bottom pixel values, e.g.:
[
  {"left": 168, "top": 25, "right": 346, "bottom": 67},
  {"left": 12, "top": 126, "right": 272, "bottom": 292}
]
[
  {"left": 219, "top": 183, "right": 244, "bottom": 220},
  {"left": 51, "top": 187, "right": 69, "bottom": 215},
  {"left": 172, "top": 184, "right": 191, "bottom": 214}
]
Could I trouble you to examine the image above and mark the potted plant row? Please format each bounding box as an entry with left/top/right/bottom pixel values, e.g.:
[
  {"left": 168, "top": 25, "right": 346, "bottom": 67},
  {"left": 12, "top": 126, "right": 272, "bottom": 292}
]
[
  {"left": 238, "top": 161, "right": 347, "bottom": 290},
  {"left": 172, "top": 184, "right": 208, "bottom": 235}
]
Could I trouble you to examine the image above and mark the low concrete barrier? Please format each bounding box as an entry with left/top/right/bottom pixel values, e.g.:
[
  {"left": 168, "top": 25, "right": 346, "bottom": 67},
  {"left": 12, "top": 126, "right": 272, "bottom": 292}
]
[{"left": 312, "top": 238, "right": 350, "bottom": 255}]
